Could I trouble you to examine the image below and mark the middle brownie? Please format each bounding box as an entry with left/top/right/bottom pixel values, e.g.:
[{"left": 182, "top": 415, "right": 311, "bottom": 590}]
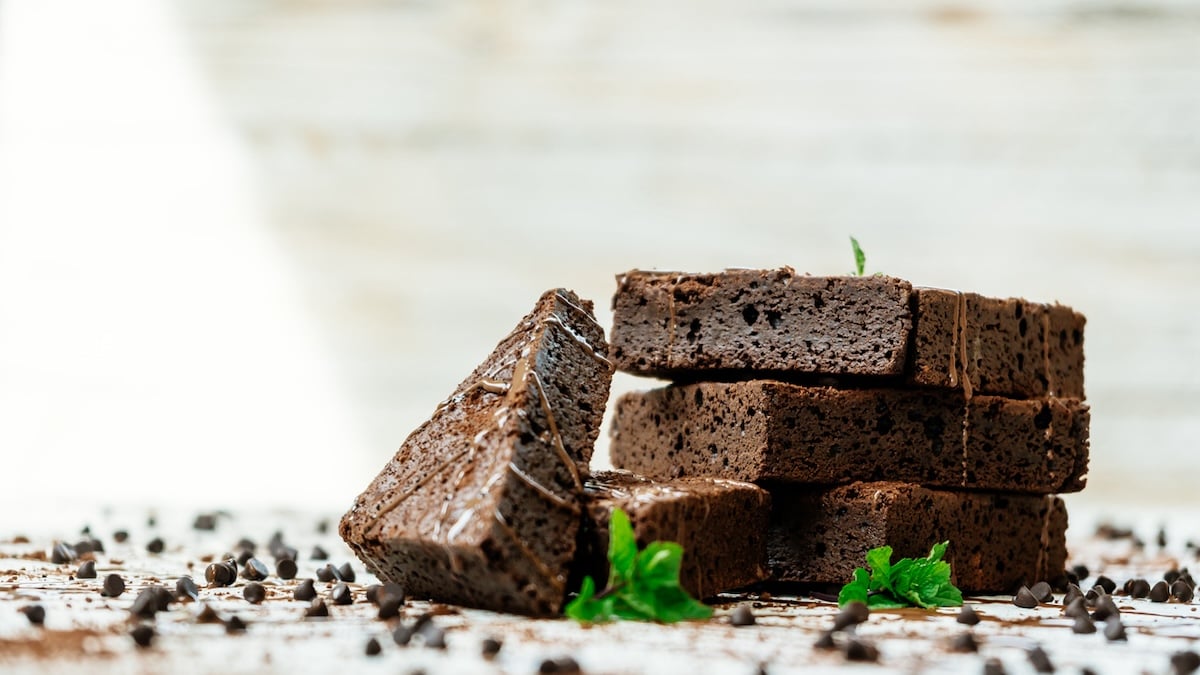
[{"left": 610, "top": 381, "right": 1089, "bottom": 494}]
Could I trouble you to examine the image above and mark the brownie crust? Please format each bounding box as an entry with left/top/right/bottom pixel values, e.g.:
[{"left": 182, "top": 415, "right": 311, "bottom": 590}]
[
  {"left": 576, "top": 470, "right": 771, "bottom": 599},
  {"left": 610, "top": 381, "right": 1089, "bottom": 494},
  {"left": 766, "top": 482, "right": 1069, "bottom": 593},
  {"left": 339, "top": 289, "right": 613, "bottom": 616}
]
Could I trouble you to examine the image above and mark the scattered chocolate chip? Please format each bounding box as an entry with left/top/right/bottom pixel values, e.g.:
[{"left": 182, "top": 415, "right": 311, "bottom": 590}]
[
  {"left": 730, "top": 605, "right": 756, "bottom": 626},
  {"left": 146, "top": 513, "right": 157, "bottom": 527},
  {"left": 832, "top": 601, "right": 869, "bottom": 631},
  {"left": 1173, "top": 580, "right": 1195, "bottom": 603},
  {"left": 378, "top": 593, "right": 403, "bottom": 620},
  {"left": 236, "top": 549, "right": 254, "bottom": 566},
  {"left": 316, "top": 519, "right": 329, "bottom": 534},
  {"left": 146, "top": 537, "right": 165, "bottom": 554},
  {"left": 51, "top": 542, "right": 77, "bottom": 564},
  {"left": 176, "top": 576, "right": 199, "bottom": 601},
  {"left": 330, "top": 583, "right": 353, "bottom": 606},
  {"left": 1170, "top": 650, "right": 1200, "bottom": 674},
  {"left": 276, "top": 558, "right": 298, "bottom": 580},
  {"left": 204, "top": 561, "right": 236, "bottom": 587},
  {"left": 393, "top": 624, "right": 414, "bottom": 647},
  {"left": 1063, "top": 597, "right": 1089, "bottom": 619},
  {"left": 130, "top": 625, "right": 154, "bottom": 648},
  {"left": 1166, "top": 568, "right": 1182, "bottom": 584},
  {"left": 365, "top": 585, "right": 382, "bottom": 604},
  {"left": 950, "top": 632, "right": 977, "bottom": 652},
  {"left": 481, "top": 637, "right": 502, "bottom": 659},
  {"left": 1158, "top": 527, "right": 1169, "bottom": 548},
  {"left": 101, "top": 574, "right": 126, "bottom": 598},
  {"left": 1071, "top": 564, "right": 1089, "bottom": 581},
  {"left": 1062, "top": 584, "right": 1083, "bottom": 608},
  {"left": 421, "top": 625, "right": 447, "bottom": 649},
  {"left": 77, "top": 560, "right": 97, "bottom": 579},
  {"left": 338, "top": 562, "right": 356, "bottom": 583},
  {"left": 19, "top": 605, "right": 45, "bottom": 625},
  {"left": 316, "top": 564, "right": 338, "bottom": 583},
  {"left": 224, "top": 615, "right": 248, "bottom": 633},
  {"left": 1151, "top": 581, "right": 1171, "bottom": 603},
  {"left": 983, "top": 657, "right": 1007, "bottom": 675},
  {"left": 196, "top": 604, "right": 222, "bottom": 623},
  {"left": 813, "top": 631, "right": 836, "bottom": 650},
  {"left": 113, "top": 530, "right": 129, "bottom": 543},
  {"left": 365, "top": 637, "right": 382, "bottom": 656},
  {"left": 1180, "top": 570, "right": 1196, "bottom": 587},
  {"left": 1071, "top": 614, "right": 1096, "bottom": 634},
  {"left": 1091, "top": 595, "right": 1119, "bottom": 621},
  {"left": 844, "top": 637, "right": 878, "bottom": 662},
  {"left": 1028, "top": 646, "right": 1054, "bottom": 673},
  {"left": 1029, "top": 581, "right": 1053, "bottom": 603},
  {"left": 311, "top": 545, "right": 329, "bottom": 561},
  {"left": 293, "top": 578, "right": 317, "bottom": 601},
  {"left": 193, "top": 514, "right": 218, "bottom": 531},
  {"left": 1085, "top": 586, "right": 1101, "bottom": 607},
  {"left": 1129, "top": 579, "right": 1151, "bottom": 599},
  {"left": 1104, "top": 618, "right": 1127, "bottom": 641},
  {"left": 130, "top": 588, "right": 169, "bottom": 619},
  {"left": 304, "top": 598, "right": 329, "bottom": 618},
  {"left": 242, "top": 558, "right": 269, "bottom": 581},
  {"left": 235, "top": 537, "right": 256, "bottom": 553},
  {"left": 244, "top": 583, "right": 267, "bottom": 604},
  {"left": 956, "top": 603, "right": 981, "bottom": 626},
  {"left": 1095, "top": 575, "right": 1117, "bottom": 594},
  {"left": 538, "top": 656, "right": 581, "bottom": 673},
  {"left": 1013, "top": 586, "right": 1039, "bottom": 608},
  {"left": 73, "top": 540, "right": 94, "bottom": 556}
]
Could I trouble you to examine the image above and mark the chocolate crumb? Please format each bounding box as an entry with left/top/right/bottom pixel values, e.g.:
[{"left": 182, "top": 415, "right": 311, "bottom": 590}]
[
  {"left": 730, "top": 605, "right": 756, "bottom": 626},
  {"left": 1013, "top": 586, "right": 1039, "bottom": 608},
  {"left": 19, "top": 605, "right": 45, "bottom": 625},
  {"left": 481, "top": 637, "right": 502, "bottom": 659},
  {"left": 1151, "top": 581, "right": 1171, "bottom": 603},
  {"left": 294, "top": 578, "right": 317, "bottom": 602},
  {"left": 101, "top": 573, "right": 126, "bottom": 598},
  {"left": 130, "top": 625, "right": 154, "bottom": 648},
  {"left": 244, "top": 583, "right": 266, "bottom": 604},
  {"left": 365, "top": 637, "right": 382, "bottom": 656},
  {"left": 1028, "top": 645, "right": 1054, "bottom": 673},
  {"left": 957, "top": 604, "right": 981, "bottom": 625},
  {"left": 77, "top": 560, "right": 97, "bottom": 579}
]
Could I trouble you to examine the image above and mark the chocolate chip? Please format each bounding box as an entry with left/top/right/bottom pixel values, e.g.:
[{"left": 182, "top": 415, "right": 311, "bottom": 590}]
[
  {"left": 1062, "top": 584, "right": 1083, "bottom": 607},
  {"left": 130, "top": 588, "right": 168, "bottom": 619},
  {"left": 1084, "top": 586, "right": 1102, "bottom": 607},
  {"left": 242, "top": 558, "right": 269, "bottom": 581},
  {"left": 311, "top": 545, "right": 329, "bottom": 561},
  {"left": 730, "top": 605, "right": 755, "bottom": 626},
  {"left": 813, "top": 631, "right": 836, "bottom": 650},
  {"left": 949, "top": 632, "right": 977, "bottom": 652},
  {"left": 176, "top": 576, "right": 199, "bottom": 602},
  {"left": 1013, "top": 585, "right": 1039, "bottom": 608},
  {"left": 1173, "top": 580, "right": 1195, "bottom": 603},
  {"left": 76, "top": 560, "right": 97, "bottom": 579},
  {"left": 1071, "top": 614, "right": 1096, "bottom": 634},
  {"left": 1071, "top": 564, "right": 1089, "bottom": 582},
  {"left": 393, "top": 624, "right": 414, "bottom": 647},
  {"left": 316, "top": 519, "right": 329, "bottom": 534},
  {"left": 481, "top": 637, "right": 502, "bottom": 659},
  {"left": 1029, "top": 581, "right": 1053, "bottom": 603},
  {"left": 224, "top": 615, "right": 247, "bottom": 633},
  {"left": 244, "top": 583, "right": 266, "bottom": 604},
  {"left": 101, "top": 574, "right": 126, "bottom": 598},
  {"left": 73, "top": 540, "right": 94, "bottom": 556},
  {"left": 1129, "top": 578, "right": 1151, "bottom": 599},
  {"left": 236, "top": 549, "right": 254, "bottom": 566},
  {"left": 146, "top": 537, "right": 165, "bottom": 554},
  {"left": 378, "top": 593, "right": 403, "bottom": 620},
  {"left": 1028, "top": 645, "right": 1054, "bottom": 673},
  {"left": 1159, "top": 527, "right": 1169, "bottom": 548},
  {"left": 193, "top": 514, "right": 218, "bottom": 531},
  {"left": 276, "top": 558, "right": 298, "bottom": 580},
  {"left": 1166, "top": 568, "right": 1182, "bottom": 584},
  {"left": 304, "top": 598, "right": 329, "bottom": 618},
  {"left": 1170, "top": 650, "right": 1200, "bottom": 674},
  {"left": 130, "top": 625, "right": 154, "bottom": 648},
  {"left": 1063, "top": 597, "right": 1089, "bottom": 619},
  {"left": 205, "top": 561, "right": 235, "bottom": 587},
  {"left": 293, "top": 578, "right": 317, "bottom": 601},
  {"left": 337, "top": 562, "right": 356, "bottom": 583},
  {"left": 316, "top": 564, "right": 338, "bottom": 582},
  {"left": 365, "top": 585, "right": 382, "bottom": 604},
  {"left": 983, "top": 657, "right": 1007, "bottom": 675},
  {"left": 832, "top": 601, "right": 869, "bottom": 631},
  {"left": 330, "top": 583, "right": 353, "bottom": 606},
  {"left": 1151, "top": 581, "right": 1171, "bottom": 602},
  {"left": 365, "top": 637, "right": 382, "bottom": 656},
  {"left": 1104, "top": 618, "right": 1127, "bottom": 641},
  {"left": 844, "top": 637, "right": 878, "bottom": 662},
  {"left": 421, "top": 625, "right": 447, "bottom": 649},
  {"left": 235, "top": 537, "right": 256, "bottom": 553},
  {"left": 20, "top": 605, "right": 45, "bottom": 625},
  {"left": 1091, "top": 594, "right": 1119, "bottom": 621},
  {"left": 1095, "top": 575, "right": 1117, "bottom": 594},
  {"left": 196, "top": 604, "right": 222, "bottom": 623},
  {"left": 51, "top": 542, "right": 77, "bottom": 564},
  {"left": 538, "top": 657, "right": 581, "bottom": 673},
  {"left": 113, "top": 530, "right": 129, "bottom": 543}
]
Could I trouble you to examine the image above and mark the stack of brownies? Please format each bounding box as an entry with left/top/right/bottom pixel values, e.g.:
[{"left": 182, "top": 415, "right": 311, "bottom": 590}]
[{"left": 605, "top": 268, "right": 1088, "bottom": 594}]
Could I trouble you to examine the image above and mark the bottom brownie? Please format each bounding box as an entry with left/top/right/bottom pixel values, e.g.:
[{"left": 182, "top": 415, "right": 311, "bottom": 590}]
[
  {"left": 577, "top": 470, "right": 771, "bottom": 599},
  {"left": 767, "top": 482, "right": 1067, "bottom": 593}
]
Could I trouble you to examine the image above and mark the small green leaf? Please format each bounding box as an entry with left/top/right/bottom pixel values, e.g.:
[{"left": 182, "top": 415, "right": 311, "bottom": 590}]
[
  {"left": 564, "top": 576, "right": 606, "bottom": 622},
  {"left": 850, "top": 236, "right": 866, "bottom": 276},
  {"left": 608, "top": 508, "right": 637, "bottom": 583},
  {"left": 837, "top": 542, "right": 962, "bottom": 609},
  {"left": 837, "top": 567, "right": 870, "bottom": 606},
  {"left": 636, "top": 542, "right": 683, "bottom": 590}
]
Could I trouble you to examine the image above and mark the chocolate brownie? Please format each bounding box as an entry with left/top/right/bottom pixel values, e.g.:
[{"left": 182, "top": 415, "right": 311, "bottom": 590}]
[
  {"left": 339, "top": 289, "right": 613, "bottom": 616},
  {"left": 575, "top": 471, "right": 771, "bottom": 599},
  {"left": 907, "top": 288, "right": 1086, "bottom": 399},
  {"left": 610, "top": 269, "right": 913, "bottom": 377},
  {"left": 766, "top": 482, "right": 1068, "bottom": 592},
  {"left": 610, "top": 381, "right": 1088, "bottom": 493}
]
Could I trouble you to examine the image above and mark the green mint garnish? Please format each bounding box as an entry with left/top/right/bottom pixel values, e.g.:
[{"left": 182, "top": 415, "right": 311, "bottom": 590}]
[
  {"left": 850, "top": 236, "right": 866, "bottom": 276},
  {"left": 565, "top": 508, "right": 712, "bottom": 623},
  {"left": 837, "top": 541, "right": 963, "bottom": 609}
]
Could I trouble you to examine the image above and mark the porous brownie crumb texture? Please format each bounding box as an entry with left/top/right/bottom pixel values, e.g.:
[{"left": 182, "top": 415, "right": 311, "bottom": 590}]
[
  {"left": 610, "top": 269, "right": 913, "bottom": 377},
  {"left": 576, "top": 470, "right": 771, "bottom": 599},
  {"left": 766, "top": 482, "right": 1068, "bottom": 592},
  {"left": 610, "top": 381, "right": 1088, "bottom": 493},
  {"left": 339, "top": 289, "right": 613, "bottom": 616}
]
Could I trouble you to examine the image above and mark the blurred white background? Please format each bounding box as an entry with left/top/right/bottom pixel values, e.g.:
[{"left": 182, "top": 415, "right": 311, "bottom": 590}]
[{"left": 0, "top": 0, "right": 1197, "bottom": 511}]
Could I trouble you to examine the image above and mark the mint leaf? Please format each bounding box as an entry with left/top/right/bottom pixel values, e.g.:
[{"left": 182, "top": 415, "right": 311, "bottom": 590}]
[
  {"left": 565, "top": 508, "right": 712, "bottom": 624},
  {"left": 850, "top": 236, "right": 866, "bottom": 276},
  {"left": 837, "top": 541, "right": 963, "bottom": 610}
]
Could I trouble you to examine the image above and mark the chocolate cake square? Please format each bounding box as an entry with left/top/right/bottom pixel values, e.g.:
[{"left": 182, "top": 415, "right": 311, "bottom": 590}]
[{"left": 339, "top": 289, "right": 613, "bottom": 616}]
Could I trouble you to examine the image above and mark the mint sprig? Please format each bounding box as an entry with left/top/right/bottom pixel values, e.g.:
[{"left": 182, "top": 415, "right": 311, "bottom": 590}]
[
  {"left": 837, "top": 541, "right": 963, "bottom": 609},
  {"left": 850, "top": 236, "right": 867, "bottom": 276},
  {"left": 565, "top": 508, "right": 712, "bottom": 623}
]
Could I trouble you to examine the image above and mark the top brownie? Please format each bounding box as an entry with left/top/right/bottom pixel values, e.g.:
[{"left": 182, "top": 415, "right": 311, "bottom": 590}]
[{"left": 611, "top": 269, "right": 1085, "bottom": 399}]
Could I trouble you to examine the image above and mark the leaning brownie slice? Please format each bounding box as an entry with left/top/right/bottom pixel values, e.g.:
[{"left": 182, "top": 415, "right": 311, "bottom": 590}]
[
  {"left": 339, "top": 289, "right": 613, "bottom": 616},
  {"left": 575, "top": 470, "right": 771, "bottom": 599},
  {"left": 610, "top": 381, "right": 1089, "bottom": 493},
  {"left": 610, "top": 268, "right": 913, "bottom": 377},
  {"left": 766, "top": 482, "right": 1068, "bottom": 593}
]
